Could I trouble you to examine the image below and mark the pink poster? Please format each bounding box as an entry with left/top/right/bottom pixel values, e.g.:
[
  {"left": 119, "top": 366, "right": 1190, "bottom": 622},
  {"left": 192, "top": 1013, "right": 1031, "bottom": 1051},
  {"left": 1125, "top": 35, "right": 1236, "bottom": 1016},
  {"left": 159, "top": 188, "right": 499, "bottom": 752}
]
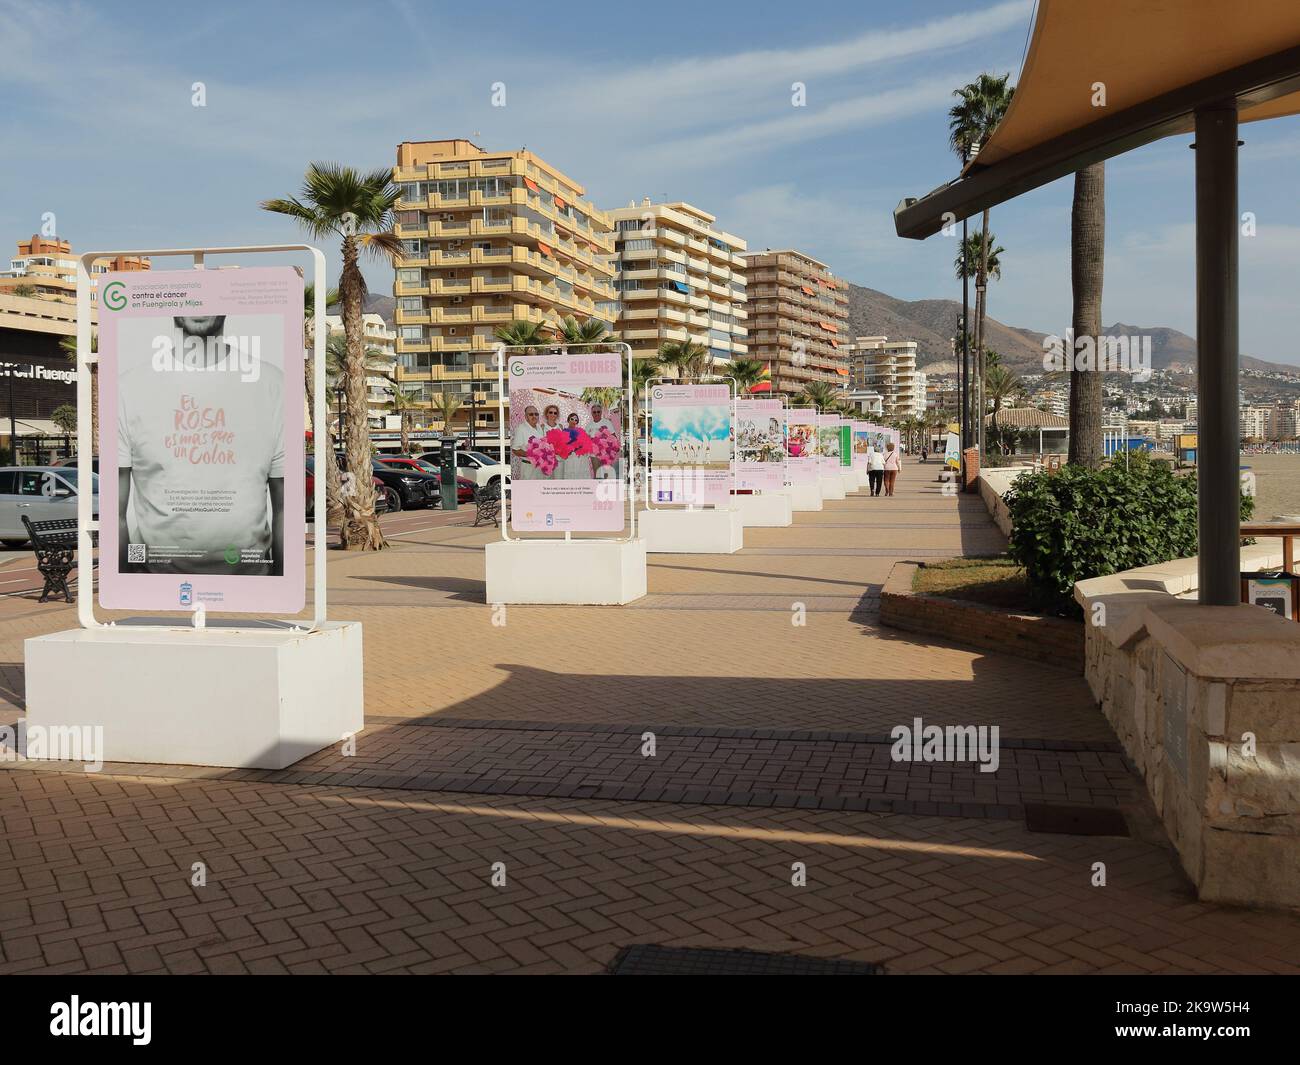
[
  {"left": 817, "top": 414, "right": 844, "bottom": 473},
  {"left": 97, "top": 267, "right": 306, "bottom": 614},
  {"left": 786, "top": 408, "right": 820, "bottom": 486},
  {"left": 507, "top": 354, "right": 624, "bottom": 532},
  {"left": 734, "top": 397, "right": 786, "bottom": 493},
  {"left": 648, "top": 383, "right": 733, "bottom": 506}
]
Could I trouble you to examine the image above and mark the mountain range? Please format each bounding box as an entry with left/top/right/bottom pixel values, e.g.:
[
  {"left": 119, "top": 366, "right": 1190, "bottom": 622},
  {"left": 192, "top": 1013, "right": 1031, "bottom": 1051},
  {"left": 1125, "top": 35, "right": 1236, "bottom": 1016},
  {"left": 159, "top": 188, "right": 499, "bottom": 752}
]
[{"left": 348, "top": 285, "right": 1298, "bottom": 380}]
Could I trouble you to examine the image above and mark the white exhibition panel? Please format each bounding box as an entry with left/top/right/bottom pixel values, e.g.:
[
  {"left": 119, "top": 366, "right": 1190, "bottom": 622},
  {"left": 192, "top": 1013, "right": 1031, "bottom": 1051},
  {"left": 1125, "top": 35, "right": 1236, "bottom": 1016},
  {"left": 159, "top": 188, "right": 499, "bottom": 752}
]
[
  {"left": 819, "top": 475, "right": 846, "bottom": 500},
  {"left": 486, "top": 538, "right": 647, "bottom": 604},
  {"left": 639, "top": 507, "right": 743, "bottom": 554},
  {"left": 732, "top": 492, "right": 793, "bottom": 527},
  {"left": 23, "top": 622, "right": 364, "bottom": 770},
  {"left": 787, "top": 483, "right": 823, "bottom": 511}
]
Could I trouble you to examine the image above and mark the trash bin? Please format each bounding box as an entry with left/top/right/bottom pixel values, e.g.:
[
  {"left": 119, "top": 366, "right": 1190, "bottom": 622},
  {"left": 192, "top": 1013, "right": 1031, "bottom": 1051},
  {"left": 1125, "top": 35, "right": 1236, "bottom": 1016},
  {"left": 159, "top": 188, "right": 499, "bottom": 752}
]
[{"left": 1241, "top": 570, "right": 1299, "bottom": 621}]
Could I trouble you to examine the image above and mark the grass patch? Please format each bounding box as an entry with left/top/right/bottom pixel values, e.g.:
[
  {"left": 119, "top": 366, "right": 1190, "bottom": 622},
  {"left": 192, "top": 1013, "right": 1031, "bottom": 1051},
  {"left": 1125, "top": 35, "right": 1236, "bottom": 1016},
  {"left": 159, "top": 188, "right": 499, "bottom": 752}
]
[{"left": 912, "top": 557, "right": 1040, "bottom": 612}]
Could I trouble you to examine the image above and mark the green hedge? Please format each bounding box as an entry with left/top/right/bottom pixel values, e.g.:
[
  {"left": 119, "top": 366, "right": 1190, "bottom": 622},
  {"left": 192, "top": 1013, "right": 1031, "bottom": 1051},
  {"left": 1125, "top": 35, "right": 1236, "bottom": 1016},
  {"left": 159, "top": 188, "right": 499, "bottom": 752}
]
[{"left": 1002, "top": 453, "right": 1254, "bottom": 614}]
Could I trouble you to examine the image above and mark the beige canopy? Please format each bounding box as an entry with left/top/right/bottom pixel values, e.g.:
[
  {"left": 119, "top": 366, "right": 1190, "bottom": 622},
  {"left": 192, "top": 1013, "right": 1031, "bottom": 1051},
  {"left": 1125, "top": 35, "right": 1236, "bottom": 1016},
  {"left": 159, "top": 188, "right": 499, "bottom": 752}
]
[{"left": 970, "top": 0, "right": 1300, "bottom": 171}]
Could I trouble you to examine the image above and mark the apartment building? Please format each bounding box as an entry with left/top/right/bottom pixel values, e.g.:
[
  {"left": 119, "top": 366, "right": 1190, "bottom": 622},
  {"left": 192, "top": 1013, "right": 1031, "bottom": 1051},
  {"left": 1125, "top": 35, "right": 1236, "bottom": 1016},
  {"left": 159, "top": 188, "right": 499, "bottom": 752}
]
[
  {"left": 743, "top": 249, "right": 849, "bottom": 393},
  {"left": 0, "top": 236, "right": 149, "bottom": 304},
  {"left": 391, "top": 139, "right": 617, "bottom": 436},
  {"left": 846, "top": 336, "right": 923, "bottom": 418},
  {"left": 324, "top": 312, "right": 397, "bottom": 428},
  {"left": 1241, "top": 405, "right": 1271, "bottom": 441},
  {"left": 606, "top": 199, "right": 747, "bottom": 367}
]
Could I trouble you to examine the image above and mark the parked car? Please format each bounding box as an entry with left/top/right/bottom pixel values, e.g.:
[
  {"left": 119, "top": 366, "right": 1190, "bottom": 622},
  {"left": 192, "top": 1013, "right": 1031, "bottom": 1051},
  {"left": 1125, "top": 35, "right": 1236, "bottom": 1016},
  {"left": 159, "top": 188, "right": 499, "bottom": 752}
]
[
  {"left": 378, "top": 456, "right": 476, "bottom": 503},
  {"left": 304, "top": 457, "right": 390, "bottom": 517},
  {"left": 0, "top": 467, "right": 99, "bottom": 546},
  {"left": 417, "top": 449, "right": 510, "bottom": 489},
  {"left": 366, "top": 457, "right": 439, "bottom": 512}
]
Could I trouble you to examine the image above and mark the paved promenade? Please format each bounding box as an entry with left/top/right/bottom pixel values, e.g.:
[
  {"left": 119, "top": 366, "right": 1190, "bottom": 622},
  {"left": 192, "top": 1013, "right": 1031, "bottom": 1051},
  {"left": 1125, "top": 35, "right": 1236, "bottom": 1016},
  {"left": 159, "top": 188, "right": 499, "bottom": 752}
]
[{"left": 2, "top": 466, "right": 1298, "bottom": 974}]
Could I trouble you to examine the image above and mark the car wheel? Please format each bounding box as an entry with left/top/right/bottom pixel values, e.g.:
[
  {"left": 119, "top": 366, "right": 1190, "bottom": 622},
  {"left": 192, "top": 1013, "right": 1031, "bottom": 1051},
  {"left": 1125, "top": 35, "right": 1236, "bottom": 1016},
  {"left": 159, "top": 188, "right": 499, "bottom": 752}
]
[
  {"left": 384, "top": 487, "right": 402, "bottom": 512},
  {"left": 487, "top": 476, "right": 499, "bottom": 487}
]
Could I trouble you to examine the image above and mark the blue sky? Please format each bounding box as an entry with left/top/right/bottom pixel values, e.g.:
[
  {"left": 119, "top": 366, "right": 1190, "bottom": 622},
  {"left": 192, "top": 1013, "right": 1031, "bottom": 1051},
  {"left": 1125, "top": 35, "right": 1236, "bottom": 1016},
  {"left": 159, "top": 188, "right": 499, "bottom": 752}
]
[{"left": 4, "top": 0, "right": 1300, "bottom": 364}]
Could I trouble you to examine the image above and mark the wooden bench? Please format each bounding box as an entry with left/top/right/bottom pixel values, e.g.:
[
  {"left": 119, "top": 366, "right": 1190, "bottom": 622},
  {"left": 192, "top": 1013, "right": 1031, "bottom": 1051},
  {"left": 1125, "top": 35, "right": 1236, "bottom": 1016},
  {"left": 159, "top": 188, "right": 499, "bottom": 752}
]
[
  {"left": 21, "top": 516, "right": 83, "bottom": 603},
  {"left": 472, "top": 482, "right": 501, "bottom": 528}
]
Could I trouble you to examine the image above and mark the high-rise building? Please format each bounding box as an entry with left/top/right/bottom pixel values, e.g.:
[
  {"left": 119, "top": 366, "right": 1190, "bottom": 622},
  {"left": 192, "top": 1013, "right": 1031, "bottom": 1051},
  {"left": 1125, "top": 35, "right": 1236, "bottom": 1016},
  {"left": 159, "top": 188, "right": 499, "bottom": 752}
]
[
  {"left": 1240, "top": 405, "right": 1271, "bottom": 441},
  {"left": 743, "top": 249, "right": 848, "bottom": 394},
  {"left": 391, "top": 139, "right": 617, "bottom": 436},
  {"left": 324, "top": 313, "right": 397, "bottom": 428},
  {"left": 606, "top": 200, "right": 747, "bottom": 366},
  {"left": 0, "top": 236, "right": 149, "bottom": 303},
  {"left": 847, "top": 336, "right": 923, "bottom": 418}
]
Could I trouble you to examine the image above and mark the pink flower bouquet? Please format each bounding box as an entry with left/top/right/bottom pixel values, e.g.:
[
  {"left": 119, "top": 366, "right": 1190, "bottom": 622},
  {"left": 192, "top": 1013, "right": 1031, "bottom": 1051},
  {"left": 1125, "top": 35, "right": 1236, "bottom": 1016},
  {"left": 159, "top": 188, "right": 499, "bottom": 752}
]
[
  {"left": 526, "top": 435, "right": 559, "bottom": 476},
  {"left": 546, "top": 428, "right": 595, "bottom": 459},
  {"left": 591, "top": 427, "right": 620, "bottom": 468}
]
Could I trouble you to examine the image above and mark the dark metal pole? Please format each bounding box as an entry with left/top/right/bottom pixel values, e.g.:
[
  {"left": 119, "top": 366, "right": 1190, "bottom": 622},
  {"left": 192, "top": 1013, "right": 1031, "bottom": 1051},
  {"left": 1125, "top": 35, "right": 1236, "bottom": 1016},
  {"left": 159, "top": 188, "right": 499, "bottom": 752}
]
[
  {"left": 1194, "top": 103, "right": 1240, "bottom": 606},
  {"left": 961, "top": 218, "right": 969, "bottom": 460},
  {"left": 8, "top": 365, "right": 16, "bottom": 466}
]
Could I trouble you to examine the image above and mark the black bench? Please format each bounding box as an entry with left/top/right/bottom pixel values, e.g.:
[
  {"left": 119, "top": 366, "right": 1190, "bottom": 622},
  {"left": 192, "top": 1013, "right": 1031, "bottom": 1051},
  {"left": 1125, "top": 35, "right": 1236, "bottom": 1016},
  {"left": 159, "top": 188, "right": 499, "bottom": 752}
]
[
  {"left": 21, "top": 516, "right": 82, "bottom": 603},
  {"left": 472, "top": 482, "right": 502, "bottom": 527}
]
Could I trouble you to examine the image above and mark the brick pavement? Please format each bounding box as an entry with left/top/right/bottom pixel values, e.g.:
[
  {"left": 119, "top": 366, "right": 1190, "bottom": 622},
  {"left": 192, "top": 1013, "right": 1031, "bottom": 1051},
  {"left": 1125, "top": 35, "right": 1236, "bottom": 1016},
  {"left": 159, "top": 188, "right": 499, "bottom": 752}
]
[{"left": 2, "top": 466, "right": 1299, "bottom": 974}]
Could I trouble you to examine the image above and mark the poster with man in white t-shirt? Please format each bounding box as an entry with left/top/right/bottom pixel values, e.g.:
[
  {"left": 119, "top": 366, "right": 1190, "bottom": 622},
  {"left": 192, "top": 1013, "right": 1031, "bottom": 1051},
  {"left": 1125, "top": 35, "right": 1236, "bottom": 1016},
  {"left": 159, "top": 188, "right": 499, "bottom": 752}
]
[{"left": 96, "top": 267, "right": 305, "bottom": 613}]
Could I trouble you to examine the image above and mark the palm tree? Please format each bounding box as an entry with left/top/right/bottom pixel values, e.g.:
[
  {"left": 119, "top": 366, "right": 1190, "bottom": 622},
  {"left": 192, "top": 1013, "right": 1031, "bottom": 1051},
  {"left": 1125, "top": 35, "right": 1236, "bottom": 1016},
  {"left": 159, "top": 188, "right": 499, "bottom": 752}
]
[
  {"left": 430, "top": 392, "right": 463, "bottom": 433},
  {"left": 324, "top": 333, "right": 391, "bottom": 383},
  {"left": 58, "top": 333, "right": 97, "bottom": 453},
  {"left": 954, "top": 229, "right": 1004, "bottom": 431},
  {"left": 798, "top": 380, "right": 840, "bottom": 411},
  {"left": 722, "top": 357, "right": 767, "bottom": 394},
  {"left": 950, "top": 72, "right": 1014, "bottom": 456},
  {"left": 984, "top": 363, "right": 1024, "bottom": 415},
  {"left": 387, "top": 384, "right": 422, "bottom": 454},
  {"left": 1069, "top": 162, "right": 1105, "bottom": 469},
  {"left": 495, "top": 319, "right": 552, "bottom": 353},
  {"left": 555, "top": 315, "right": 616, "bottom": 348},
  {"left": 658, "top": 338, "right": 709, "bottom": 380},
  {"left": 303, "top": 282, "right": 343, "bottom": 526},
  {"left": 262, "top": 164, "right": 401, "bottom": 550}
]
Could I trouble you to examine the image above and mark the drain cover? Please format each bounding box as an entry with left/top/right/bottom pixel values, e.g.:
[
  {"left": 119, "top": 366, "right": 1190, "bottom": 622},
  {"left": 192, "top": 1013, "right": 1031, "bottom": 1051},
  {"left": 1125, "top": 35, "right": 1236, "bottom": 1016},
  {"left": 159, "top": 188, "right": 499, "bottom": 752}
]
[
  {"left": 1024, "top": 803, "right": 1129, "bottom": 836},
  {"left": 608, "top": 944, "right": 884, "bottom": 975}
]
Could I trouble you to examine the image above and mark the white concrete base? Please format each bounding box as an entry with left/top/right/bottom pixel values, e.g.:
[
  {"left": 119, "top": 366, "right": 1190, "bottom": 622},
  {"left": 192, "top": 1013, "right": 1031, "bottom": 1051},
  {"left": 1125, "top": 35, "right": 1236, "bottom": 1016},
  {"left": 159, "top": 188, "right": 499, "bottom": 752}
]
[
  {"left": 732, "top": 492, "right": 793, "bottom": 528},
  {"left": 23, "top": 622, "right": 364, "bottom": 769},
  {"left": 787, "top": 483, "right": 823, "bottom": 511},
  {"left": 819, "top": 475, "right": 846, "bottom": 501},
  {"left": 840, "top": 470, "right": 860, "bottom": 493},
  {"left": 849, "top": 468, "right": 869, "bottom": 489},
  {"left": 486, "top": 538, "right": 646, "bottom": 604},
  {"left": 639, "top": 507, "right": 743, "bottom": 554}
]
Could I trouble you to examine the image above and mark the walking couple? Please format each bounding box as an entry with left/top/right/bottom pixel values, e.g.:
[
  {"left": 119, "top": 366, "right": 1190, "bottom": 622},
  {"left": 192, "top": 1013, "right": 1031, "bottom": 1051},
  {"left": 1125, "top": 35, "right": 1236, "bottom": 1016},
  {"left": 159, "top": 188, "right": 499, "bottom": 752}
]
[{"left": 868, "top": 441, "right": 901, "bottom": 497}]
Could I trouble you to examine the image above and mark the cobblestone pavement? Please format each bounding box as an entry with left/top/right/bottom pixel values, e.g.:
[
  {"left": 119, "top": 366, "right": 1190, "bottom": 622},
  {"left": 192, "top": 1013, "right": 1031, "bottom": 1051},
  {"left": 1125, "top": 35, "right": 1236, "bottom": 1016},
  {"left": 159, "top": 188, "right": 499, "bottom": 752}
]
[{"left": 2, "top": 468, "right": 1299, "bottom": 974}]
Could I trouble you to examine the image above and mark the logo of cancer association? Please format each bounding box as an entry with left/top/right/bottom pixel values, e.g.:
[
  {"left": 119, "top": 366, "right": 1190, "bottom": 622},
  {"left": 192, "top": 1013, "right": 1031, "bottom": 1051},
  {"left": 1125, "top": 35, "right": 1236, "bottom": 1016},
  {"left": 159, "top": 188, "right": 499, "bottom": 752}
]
[
  {"left": 510, "top": 361, "right": 525, "bottom": 377},
  {"left": 651, "top": 387, "right": 664, "bottom": 400},
  {"left": 179, "top": 582, "right": 194, "bottom": 606},
  {"left": 102, "top": 281, "right": 127, "bottom": 311},
  {"left": 224, "top": 545, "right": 240, "bottom": 565}
]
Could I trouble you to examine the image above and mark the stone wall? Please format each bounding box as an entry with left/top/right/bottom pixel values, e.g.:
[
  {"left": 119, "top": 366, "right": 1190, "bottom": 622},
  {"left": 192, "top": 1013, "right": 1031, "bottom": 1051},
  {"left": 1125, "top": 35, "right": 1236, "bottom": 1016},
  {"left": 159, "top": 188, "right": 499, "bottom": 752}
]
[
  {"left": 1077, "top": 550, "right": 1300, "bottom": 909},
  {"left": 975, "top": 465, "right": 1036, "bottom": 538}
]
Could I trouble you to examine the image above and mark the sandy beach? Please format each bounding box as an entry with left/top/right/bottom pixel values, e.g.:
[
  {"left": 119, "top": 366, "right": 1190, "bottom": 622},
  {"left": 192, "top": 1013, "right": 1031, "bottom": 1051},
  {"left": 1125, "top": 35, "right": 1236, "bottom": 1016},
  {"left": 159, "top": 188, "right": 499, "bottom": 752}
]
[{"left": 1240, "top": 452, "right": 1300, "bottom": 519}]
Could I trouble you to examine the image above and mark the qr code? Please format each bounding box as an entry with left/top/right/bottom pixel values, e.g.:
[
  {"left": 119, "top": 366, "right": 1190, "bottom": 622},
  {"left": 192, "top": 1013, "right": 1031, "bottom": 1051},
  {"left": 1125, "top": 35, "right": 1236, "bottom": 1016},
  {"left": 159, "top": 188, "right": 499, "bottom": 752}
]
[{"left": 127, "top": 543, "right": 147, "bottom": 563}]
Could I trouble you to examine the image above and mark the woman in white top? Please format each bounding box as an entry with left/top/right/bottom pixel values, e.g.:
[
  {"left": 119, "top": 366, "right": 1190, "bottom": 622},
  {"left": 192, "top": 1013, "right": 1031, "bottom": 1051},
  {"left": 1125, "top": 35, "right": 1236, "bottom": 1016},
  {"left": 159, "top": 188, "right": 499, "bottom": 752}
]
[
  {"left": 510, "top": 405, "right": 547, "bottom": 480},
  {"left": 538, "top": 404, "right": 563, "bottom": 479}
]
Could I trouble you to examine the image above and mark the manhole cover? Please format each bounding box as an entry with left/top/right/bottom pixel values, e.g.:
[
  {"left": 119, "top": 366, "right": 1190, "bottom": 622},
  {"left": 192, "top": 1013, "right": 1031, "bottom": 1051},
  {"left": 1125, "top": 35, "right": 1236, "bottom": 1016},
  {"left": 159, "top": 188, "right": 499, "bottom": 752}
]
[
  {"left": 607, "top": 944, "right": 885, "bottom": 975},
  {"left": 1024, "top": 803, "right": 1129, "bottom": 836}
]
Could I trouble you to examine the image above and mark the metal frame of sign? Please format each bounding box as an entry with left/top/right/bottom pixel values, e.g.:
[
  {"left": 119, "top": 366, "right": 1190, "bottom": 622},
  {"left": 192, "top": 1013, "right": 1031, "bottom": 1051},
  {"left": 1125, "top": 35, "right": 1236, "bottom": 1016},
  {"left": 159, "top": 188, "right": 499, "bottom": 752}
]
[
  {"left": 734, "top": 393, "right": 789, "bottom": 494},
  {"left": 74, "top": 244, "right": 327, "bottom": 632},
  {"left": 643, "top": 375, "right": 736, "bottom": 511},
  {"left": 494, "top": 341, "right": 636, "bottom": 543}
]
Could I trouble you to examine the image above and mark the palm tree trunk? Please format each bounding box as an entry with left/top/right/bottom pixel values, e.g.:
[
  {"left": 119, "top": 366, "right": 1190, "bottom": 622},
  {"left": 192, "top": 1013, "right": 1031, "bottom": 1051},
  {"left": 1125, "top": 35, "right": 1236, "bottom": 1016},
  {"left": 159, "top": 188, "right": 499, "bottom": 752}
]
[
  {"left": 339, "top": 237, "right": 386, "bottom": 549},
  {"left": 1068, "top": 162, "right": 1105, "bottom": 468},
  {"left": 401, "top": 413, "right": 410, "bottom": 455},
  {"left": 975, "top": 208, "right": 991, "bottom": 454}
]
